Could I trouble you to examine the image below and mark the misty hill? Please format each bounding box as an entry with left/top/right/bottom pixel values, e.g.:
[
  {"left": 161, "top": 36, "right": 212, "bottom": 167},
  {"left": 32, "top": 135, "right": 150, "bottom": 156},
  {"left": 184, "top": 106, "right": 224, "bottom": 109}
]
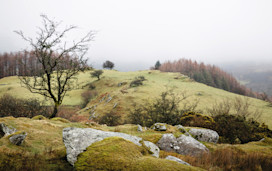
[{"left": 221, "top": 62, "right": 272, "bottom": 96}]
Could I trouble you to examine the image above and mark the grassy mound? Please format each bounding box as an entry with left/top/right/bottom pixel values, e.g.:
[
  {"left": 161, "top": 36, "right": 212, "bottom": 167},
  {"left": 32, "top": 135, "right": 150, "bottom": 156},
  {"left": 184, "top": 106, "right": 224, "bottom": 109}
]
[
  {"left": 0, "top": 117, "right": 271, "bottom": 170},
  {"left": 0, "top": 116, "right": 87, "bottom": 170},
  {"left": 75, "top": 137, "right": 202, "bottom": 171}
]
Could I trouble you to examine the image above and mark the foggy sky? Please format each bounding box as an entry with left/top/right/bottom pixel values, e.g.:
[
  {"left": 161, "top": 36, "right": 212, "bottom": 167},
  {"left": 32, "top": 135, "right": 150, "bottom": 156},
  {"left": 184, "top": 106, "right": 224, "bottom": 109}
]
[{"left": 1, "top": 0, "right": 272, "bottom": 71}]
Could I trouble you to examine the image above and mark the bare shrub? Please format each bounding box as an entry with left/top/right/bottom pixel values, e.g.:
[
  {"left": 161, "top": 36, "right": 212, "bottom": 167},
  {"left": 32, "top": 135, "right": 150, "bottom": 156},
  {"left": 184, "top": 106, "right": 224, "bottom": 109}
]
[
  {"left": 80, "top": 90, "right": 98, "bottom": 108},
  {"left": 129, "top": 90, "right": 199, "bottom": 126},
  {"left": 56, "top": 106, "right": 80, "bottom": 120},
  {"left": 182, "top": 146, "right": 272, "bottom": 171},
  {"left": 69, "top": 115, "right": 88, "bottom": 122},
  {"left": 98, "top": 111, "right": 122, "bottom": 126},
  {"left": 207, "top": 97, "right": 262, "bottom": 120},
  {"left": 0, "top": 94, "right": 51, "bottom": 118},
  {"left": 130, "top": 76, "right": 146, "bottom": 87}
]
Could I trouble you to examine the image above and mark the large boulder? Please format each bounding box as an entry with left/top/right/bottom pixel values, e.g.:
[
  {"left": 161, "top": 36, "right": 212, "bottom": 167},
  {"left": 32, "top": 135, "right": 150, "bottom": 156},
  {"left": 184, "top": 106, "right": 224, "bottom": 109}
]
[
  {"left": 151, "top": 123, "right": 167, "bottom": 131},
  {"left": 9, "top": 132, "right": 27, "bottom": 145},
  {"left": 165, "top": 155, "right": 190, "bottom": 166},
  {"left": 144, "top": 141, "right": 160, "bottom": 158},
  {"left": 157, "top": 134, "right": 209, "bottom": 156},
  {"left": 188, "top": 128, "right": 219, "bottom": 143},
  {"left": 175, "top": 125, "right": 191, "bottom": 136},
  {"left": 0, "top": 123, "right": 17, "bottom": 138},
  {"left": 63, "top": 127, "right": 159, "bottom": 166}
]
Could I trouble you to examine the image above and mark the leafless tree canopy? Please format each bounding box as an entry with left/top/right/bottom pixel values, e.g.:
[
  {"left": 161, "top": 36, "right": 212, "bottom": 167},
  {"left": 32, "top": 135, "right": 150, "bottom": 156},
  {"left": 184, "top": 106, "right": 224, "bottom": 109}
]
[{"left": 15, "top": 15, "right": 95, "bottom": 118}]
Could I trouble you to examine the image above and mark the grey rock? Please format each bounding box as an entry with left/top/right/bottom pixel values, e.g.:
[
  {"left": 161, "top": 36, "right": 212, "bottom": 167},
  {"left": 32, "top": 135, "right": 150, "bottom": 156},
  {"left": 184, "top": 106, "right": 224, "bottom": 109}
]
[
  {"left": 144, "top": 141, "right": 160, "bottom": 158},
  {"left": 259, "top": 138, "right": 265, "bottom": 142},
  {"left": 63, "top": 127, "right": 143, "bottom": 166},
  {"left": 137, "top": 124, "right": 143, "bottom": 132},
  {"left": 175, "top": 125, "right": 189, "bottom": 135},
  {"left": 157, "top": 134, "right": 208, "bottom": 156},
  {"left": 105, "top": 97, "right": 112, "bottom": 103},
  {"left": 165, "top": 155, "right": 190, "bottom": 166},
  {"left": 0, "top": 123, "right": 17, "bottom": 138},
  {"left": 9, "top": 132, "right": 27, "bottom": 145},
  {"left": 99, "top": 96, "right": 106, "bottom": 103},
  {"left": 151, "top": 123, "right": 167, "bottom": 131},
  {"left": 89, "top": 112, "right": 97, "bottom": 120},
  {"left": 113, "top": 103, "right": 118, "bottom": 109},
  {"left": 188, "top": 128, "right": 219, "bottom": 143},
  {"left": 175, "top": 124, "right": 184, "bottom": 130}
]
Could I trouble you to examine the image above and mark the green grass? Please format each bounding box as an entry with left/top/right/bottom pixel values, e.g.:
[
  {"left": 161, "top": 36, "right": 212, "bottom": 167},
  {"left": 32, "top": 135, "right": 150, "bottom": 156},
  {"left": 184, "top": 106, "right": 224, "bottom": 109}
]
[
  {"left": 0, "top": 116, "right": 87, "bottom": 170},
  {"left": 1, "top": 70, "right": 272, "bottom": 128},
  {"left": 75, "top": 137, "right": 203, "bottom": 171},
  {"left": 0, "top": 117, "right": 271, "bottom": 170}
]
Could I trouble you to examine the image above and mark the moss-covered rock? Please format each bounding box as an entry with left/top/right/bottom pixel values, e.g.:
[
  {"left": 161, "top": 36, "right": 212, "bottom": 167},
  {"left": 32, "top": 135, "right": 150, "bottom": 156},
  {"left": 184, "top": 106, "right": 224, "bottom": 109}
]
[
  {"left": 75, "top": 137, "right": 201, "bottom": 171},
  {"left": 180, "top": 112, "right": 215, "bottom": 129},
  {"left": 32, "top": 115, "right": 47, "bottom": 120},
  {"left": 51, "top": 117, "right": 70, "bottom": 123}
]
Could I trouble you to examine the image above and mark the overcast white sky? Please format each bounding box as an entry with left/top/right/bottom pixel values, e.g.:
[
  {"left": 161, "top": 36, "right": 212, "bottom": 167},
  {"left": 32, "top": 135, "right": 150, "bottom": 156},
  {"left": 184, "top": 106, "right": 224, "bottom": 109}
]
[{"left": 0, "top": 0, "right": 272, "bottom": 71}]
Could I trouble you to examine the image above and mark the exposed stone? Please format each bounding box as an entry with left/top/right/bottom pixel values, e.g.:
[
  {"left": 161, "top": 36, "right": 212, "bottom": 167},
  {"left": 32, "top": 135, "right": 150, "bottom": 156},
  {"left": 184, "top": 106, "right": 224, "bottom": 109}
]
[
  {"left": 143, "top": 141, "right": 160, "bottom": 158},
  {"left": 99, "top": 96, "right": 106, "bottom": 103},
  {"left": 151, "top": 123, "right": 167, "bottom": 131},
  {"left": 9, "top": 132, "right": 27, "bottom": 145},
  {"left": 137, "top": 124, "right": 143, "bottom": 132},
  {"left": 63, "top": 127, "right": 143, "bottom": 166},
  {"left": 113, "top": 103, "right": 118, "bottom": 109},
  {"left": 105, "top": 96, "right": 112, "bottom": 103},
  {"left": 117, "top": 82, "right": 127, "bottom": 87},
  {"left": 175, "top": 125, "right": 188, "bottom": 134},
  {"left": 259, "top": 138, "right": 265, "bottom": 142},
  {"left": 188, "top": 128, "right": 219, "bottom": 143},
  {"left": 0, "top": 123, "right": 17, "bottom": 138},
  {"left": 157, "top": 134, "right": 208, "bottom": 156},
  {"left": 165, "top": 155, "right": 191, "bottom": 166}
]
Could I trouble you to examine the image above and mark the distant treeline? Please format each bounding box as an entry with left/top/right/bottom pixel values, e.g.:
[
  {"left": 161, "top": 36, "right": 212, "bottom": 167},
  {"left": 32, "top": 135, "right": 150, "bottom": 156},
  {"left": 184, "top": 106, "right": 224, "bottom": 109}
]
[
  {"left": 0, "top": 51, "right": 43, "bottom": 78},
  {"left": 0, "top": 51, "right": 84, "bottom": 79},
  {"left": 159, "top": 58, "right": 270, "bottom": 101}
]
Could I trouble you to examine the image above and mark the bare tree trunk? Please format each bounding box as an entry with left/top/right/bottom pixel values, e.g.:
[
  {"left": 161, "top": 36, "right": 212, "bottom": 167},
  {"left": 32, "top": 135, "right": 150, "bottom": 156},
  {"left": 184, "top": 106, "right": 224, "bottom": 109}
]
[{"left": 50, "top": 103, "right": 59, "bottom": 118}]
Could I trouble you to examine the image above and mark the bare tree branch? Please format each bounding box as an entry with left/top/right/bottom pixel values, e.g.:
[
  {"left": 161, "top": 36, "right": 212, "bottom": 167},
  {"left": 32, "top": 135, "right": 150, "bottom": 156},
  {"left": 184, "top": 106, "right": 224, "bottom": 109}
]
[{"left": 15, "top": 14, "right": 94, "bottom": 118}]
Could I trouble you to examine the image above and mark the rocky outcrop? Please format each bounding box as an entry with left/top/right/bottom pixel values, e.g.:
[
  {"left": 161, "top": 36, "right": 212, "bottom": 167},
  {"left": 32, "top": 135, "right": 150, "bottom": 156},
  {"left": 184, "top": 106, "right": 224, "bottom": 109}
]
[
  {"left": 63, "top": 127, "right": 159, "bottom": 166},
  {"left": 188, "top": 128, "right": 219, "bottom": 143},
  {"left": 151, "top": 123, "right": 167, "bottom": 131},
  {"left": 9, "top": 132, "right": 27, "bottom": 145},
  {"left": 144, "top": 141, "right": 160, "bottom": 158},
  {"left": 165, "top": 155, "right": 190, "bottom": 166},
  {"left": 157, "top": 134, "right": 208, "bottom": 156},
  {"left": 137, "top": 124, "right": 143, "bottom": 132},
  {"left": 0, "top": 123, "right": 17, "bottom": 138},
  {"left": 175, "top": 125, "right": 191, "bottom": 136}
]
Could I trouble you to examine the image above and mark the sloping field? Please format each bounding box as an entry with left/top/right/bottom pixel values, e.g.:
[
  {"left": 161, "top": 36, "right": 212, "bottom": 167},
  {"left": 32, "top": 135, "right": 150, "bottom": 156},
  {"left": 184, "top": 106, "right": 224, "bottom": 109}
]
[{"left": 0, "top": 70, "right": 271, "bottom": 127}]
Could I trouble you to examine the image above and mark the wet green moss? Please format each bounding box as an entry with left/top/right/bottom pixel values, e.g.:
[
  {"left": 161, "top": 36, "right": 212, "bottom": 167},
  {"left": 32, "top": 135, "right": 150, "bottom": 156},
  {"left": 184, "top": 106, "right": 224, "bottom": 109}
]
[
  {"left": 32, "top": 115, "right": 47, "bottom": 120},
  {"left": 51, "top": 117, "right": 70, "bottom": 123},
  {"left": 75, "top": 137, "right": 202, "bottom": 171}
]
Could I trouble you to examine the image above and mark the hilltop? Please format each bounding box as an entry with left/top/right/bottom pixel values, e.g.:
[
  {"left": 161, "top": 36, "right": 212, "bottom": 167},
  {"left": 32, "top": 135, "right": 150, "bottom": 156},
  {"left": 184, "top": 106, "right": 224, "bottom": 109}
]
[{"left": 0, "top": 70, "right": 271, "bottom": 128}]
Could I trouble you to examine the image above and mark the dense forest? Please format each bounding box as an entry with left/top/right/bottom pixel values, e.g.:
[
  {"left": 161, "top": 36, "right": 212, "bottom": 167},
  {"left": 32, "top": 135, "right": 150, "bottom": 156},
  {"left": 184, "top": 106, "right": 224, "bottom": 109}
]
[
  {"left": 159, "top": 59, "right": 271, "bottom": 101},
  {"left": 0, "top": 51, "right": 82, "bottom": 78},
  {"left": 0, "top": 51, "right": 42, "bottom": 78}
]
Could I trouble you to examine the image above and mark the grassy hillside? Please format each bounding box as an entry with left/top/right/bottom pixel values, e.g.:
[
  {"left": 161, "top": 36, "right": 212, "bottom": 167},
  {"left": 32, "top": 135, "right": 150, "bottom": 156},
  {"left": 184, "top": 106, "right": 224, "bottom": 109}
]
[
  {"left": 0, "top": 70, "right": 271, "bottom": 127},
  {"left": 0, "top": 117, "right": 204, "bottom": 170},
  {"left": 0, "top": 117, "right": 271, "bottom": 170}
]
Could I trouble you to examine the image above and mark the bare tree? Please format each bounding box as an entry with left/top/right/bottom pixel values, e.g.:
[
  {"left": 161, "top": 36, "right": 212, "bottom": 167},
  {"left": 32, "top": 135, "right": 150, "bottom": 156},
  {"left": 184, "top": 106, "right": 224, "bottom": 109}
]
[{"left": 15, "top": 15, "right": 95, "bottom": 118}]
